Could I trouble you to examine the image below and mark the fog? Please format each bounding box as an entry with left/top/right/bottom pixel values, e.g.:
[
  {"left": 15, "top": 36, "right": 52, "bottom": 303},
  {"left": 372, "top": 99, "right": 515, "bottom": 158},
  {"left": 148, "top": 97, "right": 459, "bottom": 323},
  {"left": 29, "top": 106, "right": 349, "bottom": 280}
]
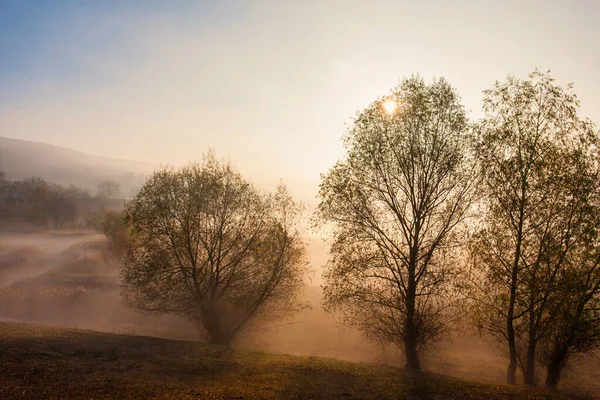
[
  {"left": 2, "top": 1, "right": 600, "bottom": 398},
  {"left": 0, "top": 232, "right": 91, "bottom": 286},
  {"left": 1, "top": 229, "right": 598, "bottom": 397},
  {"left": 0, "top": 230, "right": 196, "bottom": 337}
]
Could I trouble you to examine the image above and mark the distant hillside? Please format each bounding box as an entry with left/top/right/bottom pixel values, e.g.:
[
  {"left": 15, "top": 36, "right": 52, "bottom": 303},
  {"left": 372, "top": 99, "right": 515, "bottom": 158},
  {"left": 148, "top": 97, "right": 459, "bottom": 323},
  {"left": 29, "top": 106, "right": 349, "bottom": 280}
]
[{"left": 0, "top": 136, "right": 157, "bottom": 194}]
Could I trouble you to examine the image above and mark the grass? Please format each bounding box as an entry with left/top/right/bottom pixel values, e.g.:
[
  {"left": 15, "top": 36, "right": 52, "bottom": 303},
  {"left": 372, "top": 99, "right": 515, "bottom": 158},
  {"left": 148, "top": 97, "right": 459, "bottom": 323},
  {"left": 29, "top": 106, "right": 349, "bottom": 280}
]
[{"left": 0, "top": 322, "right": 587, "bottom": 400}]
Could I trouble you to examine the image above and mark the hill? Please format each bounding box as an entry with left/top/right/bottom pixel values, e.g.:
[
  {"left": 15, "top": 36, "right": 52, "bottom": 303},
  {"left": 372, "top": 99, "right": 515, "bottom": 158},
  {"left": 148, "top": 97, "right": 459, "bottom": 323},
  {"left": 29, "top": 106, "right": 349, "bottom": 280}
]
[
  {"left": 0, "top": 322, "right": 587, "bottom": 400},
  {"left": 0, "top": 232, "right": 599, "bottom": 398},
  {"left": 0, "top": 136, "right": 157, "bottom": 193}
]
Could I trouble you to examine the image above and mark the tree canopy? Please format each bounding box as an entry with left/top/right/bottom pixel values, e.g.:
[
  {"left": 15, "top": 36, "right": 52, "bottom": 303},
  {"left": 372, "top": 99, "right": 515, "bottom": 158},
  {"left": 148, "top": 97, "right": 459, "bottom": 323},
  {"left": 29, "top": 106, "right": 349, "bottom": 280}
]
[
  {"left": 317, "top": 76, "right": 476, "bottom": 371},
  {"left": 121, "top": 153, "right": 309, "bottom": 345}
]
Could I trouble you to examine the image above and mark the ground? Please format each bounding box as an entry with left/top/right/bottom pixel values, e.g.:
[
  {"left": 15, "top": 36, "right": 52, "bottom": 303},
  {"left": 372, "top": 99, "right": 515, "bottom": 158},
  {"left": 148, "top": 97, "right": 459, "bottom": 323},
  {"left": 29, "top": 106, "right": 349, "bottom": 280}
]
[
  {"left": 0, "top": 322, "right": 590, "bottom": 400},
  {"left": 1, "top": 231, "right": 599, "bottom": 399}
]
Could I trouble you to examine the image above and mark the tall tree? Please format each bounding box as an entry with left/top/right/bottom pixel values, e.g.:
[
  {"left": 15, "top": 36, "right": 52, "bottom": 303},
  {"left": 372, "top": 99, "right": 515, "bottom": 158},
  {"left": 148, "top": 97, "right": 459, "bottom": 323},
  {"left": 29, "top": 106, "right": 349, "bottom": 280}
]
[
  {"left": 121, "top": 153, "right": 308, "bottom": 345},
  {"left": 317, "top": 76, "right": 475, "bottom": 371},
  {"left": 537, "top": 131, "right": 600, "bottom": 390},
  {"left": 472, "top": 70, "right": 594, "bottom": 385}
]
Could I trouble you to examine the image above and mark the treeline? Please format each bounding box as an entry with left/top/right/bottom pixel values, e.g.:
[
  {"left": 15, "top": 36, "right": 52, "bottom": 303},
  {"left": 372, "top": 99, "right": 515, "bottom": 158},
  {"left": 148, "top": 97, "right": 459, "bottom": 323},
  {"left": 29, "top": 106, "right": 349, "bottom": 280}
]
[{"left": 0, "top": 174, "right": 122, "bottom": 230}]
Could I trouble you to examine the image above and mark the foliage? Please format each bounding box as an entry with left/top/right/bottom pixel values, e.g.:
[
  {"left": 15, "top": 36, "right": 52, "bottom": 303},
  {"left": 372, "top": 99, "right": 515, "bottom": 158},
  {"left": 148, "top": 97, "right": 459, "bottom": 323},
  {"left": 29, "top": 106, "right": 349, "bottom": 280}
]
[
  {"left": 121, "top": 153, "right": 309, "bottom": 345},
  {"left": 101, "top": 210, "right": 129, "bottom": 270},
  {"left": 317, "top": 76, "right": 476, "bottom": 371},
  {"left": 471, "top": 69, "right": 600, "bottom": 387},
  {"left": 97, "top": 180, "right": 121, "bottom": 201},
  {"left": 44, "top": 183, "right": 78, "bottom": 230},
  {"left": 0, "top": 175, "right": 115, "bottom": 230},
  {"left": 537, "top": 146, "right": 600, "bottom": 389}
]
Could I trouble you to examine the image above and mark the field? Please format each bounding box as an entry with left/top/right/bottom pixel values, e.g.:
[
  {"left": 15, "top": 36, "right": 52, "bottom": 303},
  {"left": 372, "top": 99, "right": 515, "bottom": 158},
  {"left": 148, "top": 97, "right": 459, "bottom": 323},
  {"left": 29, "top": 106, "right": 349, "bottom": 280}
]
[
  {"left": 1, "top": 231, "right": 599, "bottom": 399},
  {"left": 0, "top": 322, "right": 590, "bottom": 400}
]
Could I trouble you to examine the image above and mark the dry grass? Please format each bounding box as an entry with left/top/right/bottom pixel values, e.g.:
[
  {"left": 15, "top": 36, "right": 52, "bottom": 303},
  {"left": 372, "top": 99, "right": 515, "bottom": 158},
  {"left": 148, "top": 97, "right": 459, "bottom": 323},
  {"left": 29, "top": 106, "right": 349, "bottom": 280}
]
[
  {"left": 1, "top": 233, "right": 598, "bottom": 399},
  {"left": 0, "top": 322, "right": 589, "bottom": 400}
]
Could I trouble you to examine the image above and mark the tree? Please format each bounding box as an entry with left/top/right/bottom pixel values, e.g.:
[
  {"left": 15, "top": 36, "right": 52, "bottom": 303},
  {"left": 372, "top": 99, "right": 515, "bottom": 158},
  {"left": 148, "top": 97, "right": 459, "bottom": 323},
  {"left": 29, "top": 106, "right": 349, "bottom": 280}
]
[
  {"left": 97, "top": 180, "right": 121, "bottom": 201},
  {"left": 537, "top": 134, "right": 600, "bottom": 390},
  {"left": 18, "top": 176, "right": 48, "bottom": 204},
  {"left": 65, "top": 185, "right": 93, "bottom": 228},
  {"left": 471, "top": 70, "right": 596, "bottom": 385},
  {"left": 317, "top": 76, "right": 476, "bottom": 371},
  {"left": 44, "top": 183, "right": 77, "bottom": 230},
  {"left": 102, "top": 210, "right": 129, "bottom": 270},
  {"left": 539, "top": 238, "right": 600, "bottom": 390},
  {"left": 20, "top": 177, "right": 50, "bottom": 227},
  {"left": 121, "top": 153, "right": 308, "bottom": 345}
]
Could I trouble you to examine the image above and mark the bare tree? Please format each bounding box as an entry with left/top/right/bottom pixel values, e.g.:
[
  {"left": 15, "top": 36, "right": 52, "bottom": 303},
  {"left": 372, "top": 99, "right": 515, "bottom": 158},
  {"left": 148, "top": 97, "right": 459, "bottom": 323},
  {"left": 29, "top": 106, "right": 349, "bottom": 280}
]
[
  {"left": 65, "top": 185, "right": 93, "bottom": 228},
  {"left": 471, "top": 70, "right": 595, "bottom": 385},
  {"left": 121, "top": 153, "right": 308, "bottom": 345},
  {"left": 44, "top": 183, "right": 77, "bottom": 230},
  {"left": 317, "top": 76, "right": 476, "bottom": 371},
  {"left": 97, "top": 180, "right": 121, "bottom": 201}
]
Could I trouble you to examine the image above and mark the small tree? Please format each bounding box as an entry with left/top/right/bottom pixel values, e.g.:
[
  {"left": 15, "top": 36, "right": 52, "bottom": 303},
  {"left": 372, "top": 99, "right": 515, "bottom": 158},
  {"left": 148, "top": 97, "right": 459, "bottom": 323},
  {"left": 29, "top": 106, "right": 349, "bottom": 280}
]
[
  {"left": 65, "top": 185, "right": 93, "bottom": 228},
  {"left": 102, "top": 210, "right": 129, "bottom": 270},
  {"left": 44, "top": 183, "right": 77, "bottom": 230},
  {"left": 122, "top": 153, "right": 308, "bottom": 345},
  {"left": 26, "top": 177, "right": 50, "bottom": 227},
  {"left": 317, "top": 76, "right": 475, "bottom": 371},
  {"left": 97, "top": 180, "right": 121, "bottom": 201}
]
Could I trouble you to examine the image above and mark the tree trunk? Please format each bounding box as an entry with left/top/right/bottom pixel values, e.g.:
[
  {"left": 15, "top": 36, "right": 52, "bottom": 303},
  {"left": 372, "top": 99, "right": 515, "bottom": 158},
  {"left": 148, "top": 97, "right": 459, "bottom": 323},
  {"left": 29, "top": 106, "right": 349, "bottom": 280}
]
[
  {"left": 507, "top": 207, "right": 524, "bottom": 385},
  {"left": 545, "top": 362, "right": 561, "bottom": 391},
  {"left": 524, "top": 333, "right": 536, "bottom": 385},
  {"left": 404, "top": 272, "right": 421, "bottom": 371},
  {"left": 404, "top": 229, "right": 421, "bottom": 372},
  {"left": 404, "top": 305, "right": 421, "bottom": 370},
  {"left": 404, "top": 321, "right": 421, "bottom": 370},
  {"left": 506, "top": 275, "right": 518, "bottom": 385},
  {"left": 524, "top": 309, "right": 537, "bottom": 386},
  {"left": 545, "top": 347, "right": 568, "bottom": 391},
  {"left": 203, "top": 309, "right": 231, "bottom": 346}
]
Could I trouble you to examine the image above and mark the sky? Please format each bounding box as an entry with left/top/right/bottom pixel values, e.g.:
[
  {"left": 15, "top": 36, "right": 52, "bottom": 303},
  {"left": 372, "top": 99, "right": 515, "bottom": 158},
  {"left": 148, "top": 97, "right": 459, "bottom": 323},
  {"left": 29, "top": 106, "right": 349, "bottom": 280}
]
[{"left": 1, "top": 0, "right": 600, "bottom": 204}]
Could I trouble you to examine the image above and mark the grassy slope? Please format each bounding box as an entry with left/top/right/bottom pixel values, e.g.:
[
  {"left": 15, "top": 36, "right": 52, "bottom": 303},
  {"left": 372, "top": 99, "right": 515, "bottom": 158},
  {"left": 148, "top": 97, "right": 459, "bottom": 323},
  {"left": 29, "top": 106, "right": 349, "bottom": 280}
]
[{"left": 0, "top": 322, "right": 585, "bottom": 400}]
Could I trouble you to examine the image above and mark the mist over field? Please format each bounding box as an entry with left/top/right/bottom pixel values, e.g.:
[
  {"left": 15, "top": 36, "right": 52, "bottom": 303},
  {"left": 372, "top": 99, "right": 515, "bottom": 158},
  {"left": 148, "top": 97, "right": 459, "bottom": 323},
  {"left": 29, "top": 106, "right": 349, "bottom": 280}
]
[{"left": 1, "top": 223, "right": 598, "bottom": 398}]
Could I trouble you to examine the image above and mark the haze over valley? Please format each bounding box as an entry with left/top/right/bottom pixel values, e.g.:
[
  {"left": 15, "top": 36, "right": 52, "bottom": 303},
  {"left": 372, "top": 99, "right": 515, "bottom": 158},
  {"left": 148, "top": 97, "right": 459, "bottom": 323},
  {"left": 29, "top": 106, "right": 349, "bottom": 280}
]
[{"left": 2, "top": 1, "right": 600, "bottom": 399}]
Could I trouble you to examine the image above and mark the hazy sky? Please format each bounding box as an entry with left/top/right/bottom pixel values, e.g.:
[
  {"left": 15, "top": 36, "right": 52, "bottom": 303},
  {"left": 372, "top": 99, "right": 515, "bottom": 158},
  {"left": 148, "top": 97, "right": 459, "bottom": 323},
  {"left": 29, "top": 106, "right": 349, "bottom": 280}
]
[{"left": 1, "top": 0, "right": 599, "bottom": 204}]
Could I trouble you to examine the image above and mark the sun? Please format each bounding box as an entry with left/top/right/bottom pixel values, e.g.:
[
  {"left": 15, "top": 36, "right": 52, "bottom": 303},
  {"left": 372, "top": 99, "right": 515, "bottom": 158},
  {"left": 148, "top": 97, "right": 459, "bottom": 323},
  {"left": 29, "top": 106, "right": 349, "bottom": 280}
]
[{"left": 382, "top": 99, "right": 398, "bottom": 114}]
